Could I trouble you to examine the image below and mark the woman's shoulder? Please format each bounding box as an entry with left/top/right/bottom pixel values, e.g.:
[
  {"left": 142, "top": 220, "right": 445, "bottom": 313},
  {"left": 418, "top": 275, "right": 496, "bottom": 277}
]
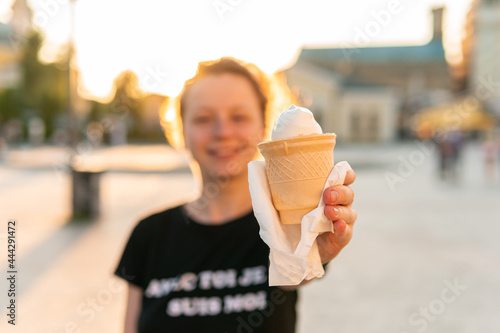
[{"left": 132, "top": 204, "right": 185, "bottom": 235}]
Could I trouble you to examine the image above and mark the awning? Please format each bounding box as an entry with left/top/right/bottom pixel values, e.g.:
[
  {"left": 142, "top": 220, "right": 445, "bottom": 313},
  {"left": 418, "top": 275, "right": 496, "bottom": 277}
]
[{"left": 411, "top": 98, "right": 496, "bottom": 133}]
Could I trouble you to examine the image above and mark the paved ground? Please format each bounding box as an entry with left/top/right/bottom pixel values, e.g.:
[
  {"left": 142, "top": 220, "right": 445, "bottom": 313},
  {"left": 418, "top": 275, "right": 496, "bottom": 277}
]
[
  {"left": 0, "top": 141, "right": 499, "bottom": 332},
  {"left": 299, "top": 141, "right": 500, "bottom": 333}
]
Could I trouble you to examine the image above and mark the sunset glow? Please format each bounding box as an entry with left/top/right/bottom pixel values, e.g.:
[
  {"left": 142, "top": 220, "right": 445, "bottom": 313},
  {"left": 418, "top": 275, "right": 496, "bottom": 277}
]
[{"left": 0, "top": 0, "right": 474, "bottom": 101}]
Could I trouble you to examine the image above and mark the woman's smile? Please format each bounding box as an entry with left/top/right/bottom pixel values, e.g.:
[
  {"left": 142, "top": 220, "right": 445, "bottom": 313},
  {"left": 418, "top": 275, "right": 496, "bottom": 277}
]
[{"left": 208, "top": 147, "right": 240, "bottom": 159}]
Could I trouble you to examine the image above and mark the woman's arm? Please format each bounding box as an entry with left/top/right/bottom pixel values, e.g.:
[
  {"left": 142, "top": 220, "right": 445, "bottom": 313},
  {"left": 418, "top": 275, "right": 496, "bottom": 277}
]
[
  {"left": 279, "top": 279, "right": 314, "bottom": 291},
  {"left": 124, "top": 283, "right": 143, "bottom": 333}
]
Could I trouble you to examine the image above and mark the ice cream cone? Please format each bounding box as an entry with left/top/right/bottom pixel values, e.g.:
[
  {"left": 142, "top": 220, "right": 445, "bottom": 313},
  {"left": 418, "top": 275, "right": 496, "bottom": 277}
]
[{"left": 258, "top": 133, "right": 336, "bottom": 225}]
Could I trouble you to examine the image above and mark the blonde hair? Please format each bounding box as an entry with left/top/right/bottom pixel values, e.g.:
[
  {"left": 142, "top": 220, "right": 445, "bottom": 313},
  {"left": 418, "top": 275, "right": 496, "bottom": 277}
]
[{"left": 159, "top": 57, "right": 296, "bottom": 149}]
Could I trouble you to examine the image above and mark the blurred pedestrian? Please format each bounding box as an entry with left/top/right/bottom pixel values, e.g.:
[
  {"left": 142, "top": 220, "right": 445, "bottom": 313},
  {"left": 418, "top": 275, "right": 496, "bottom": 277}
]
[
  {"left": 28, "top": 116, "right": 45, "bottom": 146},
  {"left": 0, "top": 133, "right": 7, "bottom": 162},
  {"left": 437, "top": 132, "right": 453, "bottom": 180},
  {"left": 5, "top": 118, "right": 22, "bottom": 145},
  {"left": 436, "top": 130, "right": 463, "bottom": 182},
  {"left": 482, "top": 130, "right": 499, "bottom": 182},
  {"left": 448, "top": 130, "right": 464, "bottom": 181}
]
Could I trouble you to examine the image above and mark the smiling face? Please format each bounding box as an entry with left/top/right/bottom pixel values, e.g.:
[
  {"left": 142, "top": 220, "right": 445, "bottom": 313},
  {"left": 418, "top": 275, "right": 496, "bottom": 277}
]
[{"left": 182, "top": 73, "right": 265, "bottom": 181}]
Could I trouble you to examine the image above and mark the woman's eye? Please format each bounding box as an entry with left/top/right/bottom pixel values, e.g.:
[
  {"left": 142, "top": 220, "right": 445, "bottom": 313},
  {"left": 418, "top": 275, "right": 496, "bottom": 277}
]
[
  {"left": 193, "top": 116, "right": 211, "bottom": 124},
  {"left": 232, "top": 114, "right": 248, "bottom": 122}
]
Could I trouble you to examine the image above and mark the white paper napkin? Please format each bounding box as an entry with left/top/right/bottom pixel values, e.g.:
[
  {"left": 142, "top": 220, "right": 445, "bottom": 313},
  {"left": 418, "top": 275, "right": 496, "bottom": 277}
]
[{"left": 248, "top": 160, "right": 352, "bottom": 286}]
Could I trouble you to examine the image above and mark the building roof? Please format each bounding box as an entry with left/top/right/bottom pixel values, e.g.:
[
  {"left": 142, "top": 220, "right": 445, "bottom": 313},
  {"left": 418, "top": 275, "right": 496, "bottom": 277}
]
[
  {"left": 483, "top": 0, "right": 500, "bottom": 5},
  {"left": 297, "top": 39, "right": 446, "bottom": 66}
]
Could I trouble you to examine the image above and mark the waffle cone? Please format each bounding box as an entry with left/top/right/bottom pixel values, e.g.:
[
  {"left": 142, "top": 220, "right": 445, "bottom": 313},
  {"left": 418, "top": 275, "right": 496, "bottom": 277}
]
[{"left": 258, "top": 133, "right": 336, "bottom": 224}]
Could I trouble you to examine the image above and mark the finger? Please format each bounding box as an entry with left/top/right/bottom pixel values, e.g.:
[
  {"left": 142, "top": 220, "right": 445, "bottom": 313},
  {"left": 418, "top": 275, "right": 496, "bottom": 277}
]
[
  {"left": 316, "top": 221, "right": 353, "bottom": 263},
  {"left": 343, "top": 170, "right": 356, "bottom": 186},
  {"left": 332, "top": 220, "right": 352, "bottom": 244},
  {"left": 323, "top": 185, "right": 355, "bottom": 206},
  {"left": 333, "top": 219, "right": 347, "bottom": 236},
  {"left": 324, "top": 205, "right": 357, "bottom": 225}
]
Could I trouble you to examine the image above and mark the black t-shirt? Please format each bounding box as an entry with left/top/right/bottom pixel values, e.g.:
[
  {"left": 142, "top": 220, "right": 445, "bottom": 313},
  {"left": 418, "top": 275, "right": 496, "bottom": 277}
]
[{"left": 114, "top": 205, "right": 297, "bottom": 333}]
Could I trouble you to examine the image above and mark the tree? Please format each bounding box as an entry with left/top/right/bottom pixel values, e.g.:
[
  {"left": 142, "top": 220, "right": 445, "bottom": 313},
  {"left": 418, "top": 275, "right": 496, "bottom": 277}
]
[
  {"left": 15, "top": 30, "right": 68, "bottom": 139},
  {"left": 109, "top": 70, "right": 144, "bottom": 139}
]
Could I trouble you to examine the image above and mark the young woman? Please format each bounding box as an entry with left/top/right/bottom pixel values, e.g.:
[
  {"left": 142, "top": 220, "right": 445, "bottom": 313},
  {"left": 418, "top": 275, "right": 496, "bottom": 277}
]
[{"left": 115, "top": 57, "right": 357, "bottom": 333}]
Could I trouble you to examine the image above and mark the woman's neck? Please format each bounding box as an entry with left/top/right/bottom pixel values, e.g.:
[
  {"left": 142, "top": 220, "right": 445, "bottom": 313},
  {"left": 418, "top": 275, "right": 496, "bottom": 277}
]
[{"left": 184, "top": 171, "right": 253, "bottom": 225}]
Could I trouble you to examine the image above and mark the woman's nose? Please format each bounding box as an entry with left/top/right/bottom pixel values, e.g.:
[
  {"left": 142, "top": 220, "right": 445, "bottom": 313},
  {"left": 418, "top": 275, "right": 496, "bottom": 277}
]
[{"left": 213, "top": 117, "right": 233, "bottom": 138}]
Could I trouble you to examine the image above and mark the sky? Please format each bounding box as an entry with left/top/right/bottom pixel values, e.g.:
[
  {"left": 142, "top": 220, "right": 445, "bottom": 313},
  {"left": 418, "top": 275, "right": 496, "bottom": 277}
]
[{"left": 0, "top": 0, "right": 474, "bottom": 101}]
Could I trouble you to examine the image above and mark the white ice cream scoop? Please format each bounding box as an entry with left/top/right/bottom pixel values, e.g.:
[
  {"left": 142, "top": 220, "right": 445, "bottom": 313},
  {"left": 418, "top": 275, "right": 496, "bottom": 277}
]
[{"left": 271, "top": 104, "right": 323, "bottom": 141}]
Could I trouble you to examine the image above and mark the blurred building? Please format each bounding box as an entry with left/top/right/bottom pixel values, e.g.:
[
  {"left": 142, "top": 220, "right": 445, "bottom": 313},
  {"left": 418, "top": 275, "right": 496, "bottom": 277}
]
[
  {"left": 0, "top": 23, "right": 20, "bottom": 88},
  {"left": 284, "top": 7, "right": 451, "bottom": 143},
  {"left": 462, "top": 0, "right": 500, "bottom": 116},
  {"left": 9, "top": 0, "right": 32, "bottom": 37},
  {"left": 0, "top": 0, "right": 32, "bottom": 89}
]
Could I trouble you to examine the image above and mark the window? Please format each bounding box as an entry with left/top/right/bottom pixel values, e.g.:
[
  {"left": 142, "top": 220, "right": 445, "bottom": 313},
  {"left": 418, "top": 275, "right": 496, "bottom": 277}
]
[
  {"left": 367, "top": 112, "right": 379, "bottom": 141},
  {"left": 350, "top": 111, "right": 361, "bottom": 141},
  {"left": 349, "top": 106, "right": 380, "bottom": 142}
]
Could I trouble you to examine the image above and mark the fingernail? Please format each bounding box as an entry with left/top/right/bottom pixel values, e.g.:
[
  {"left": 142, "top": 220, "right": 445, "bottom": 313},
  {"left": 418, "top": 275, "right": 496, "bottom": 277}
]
[
  {"left": 330, "top": 191, "right": 339, "bottom": 203},
  {"left": 333, "top": 207, "right": 340, "bottom": 217}
]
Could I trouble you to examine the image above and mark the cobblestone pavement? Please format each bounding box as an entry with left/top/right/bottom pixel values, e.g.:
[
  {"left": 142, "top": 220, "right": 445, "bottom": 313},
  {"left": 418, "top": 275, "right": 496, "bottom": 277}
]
[{"left": 0, "top": 142, "right": 498, "bottom": 332}]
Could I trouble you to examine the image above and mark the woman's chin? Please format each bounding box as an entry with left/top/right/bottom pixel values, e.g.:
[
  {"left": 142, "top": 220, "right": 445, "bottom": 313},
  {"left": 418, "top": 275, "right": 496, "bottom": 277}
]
[
  {"left": 204, "top": 163, "right": 247, "bottom": 181},
  {"left": 211, "top": 168, "right": 247, "bottom": 180}
]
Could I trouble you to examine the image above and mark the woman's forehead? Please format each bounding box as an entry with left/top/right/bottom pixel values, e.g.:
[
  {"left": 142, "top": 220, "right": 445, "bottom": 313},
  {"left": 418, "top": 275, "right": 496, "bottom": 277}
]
[
  {"left": 192, "top": 73, "right": 254, "bottom": 92},
  {"left": 184, "top": 73, "right": 261, "bottom": 110}
]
